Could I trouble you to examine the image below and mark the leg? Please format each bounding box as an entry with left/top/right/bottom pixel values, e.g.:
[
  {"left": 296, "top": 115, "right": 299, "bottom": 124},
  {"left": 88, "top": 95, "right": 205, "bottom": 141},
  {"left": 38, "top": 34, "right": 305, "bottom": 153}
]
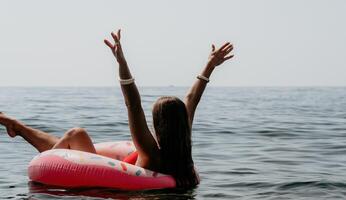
[
  {"left": 52, "top": 127, "right": 96, "bottom": 153},
  {"left": 0, "top": 112, "right": 59, "bottom": 152}
]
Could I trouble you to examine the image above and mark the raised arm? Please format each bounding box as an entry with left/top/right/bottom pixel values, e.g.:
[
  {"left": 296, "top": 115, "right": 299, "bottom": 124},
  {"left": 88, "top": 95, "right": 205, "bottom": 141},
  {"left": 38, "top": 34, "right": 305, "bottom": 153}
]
[
  {"left": 184, "top": 42, "right": 234, "bottom": 126},
  {"left": 104, "top": 29, "right": 158, "bottom": 159}
]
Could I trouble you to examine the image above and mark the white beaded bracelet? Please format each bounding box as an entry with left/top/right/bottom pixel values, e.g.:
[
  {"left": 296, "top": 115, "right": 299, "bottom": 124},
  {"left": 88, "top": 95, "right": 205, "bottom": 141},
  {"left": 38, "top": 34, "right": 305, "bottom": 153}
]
[
  {"left": 119, "top": 78, "right": 135, "bottom": 85},
  {"left": 197, "top": 75, "right": 210, "bottom": 83}
]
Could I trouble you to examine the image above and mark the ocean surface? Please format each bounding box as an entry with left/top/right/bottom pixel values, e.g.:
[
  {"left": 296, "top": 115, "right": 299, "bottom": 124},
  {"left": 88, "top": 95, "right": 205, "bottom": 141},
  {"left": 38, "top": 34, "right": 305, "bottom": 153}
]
[{"left": 0, "top": 87, "right": 346, "bottom": 199}]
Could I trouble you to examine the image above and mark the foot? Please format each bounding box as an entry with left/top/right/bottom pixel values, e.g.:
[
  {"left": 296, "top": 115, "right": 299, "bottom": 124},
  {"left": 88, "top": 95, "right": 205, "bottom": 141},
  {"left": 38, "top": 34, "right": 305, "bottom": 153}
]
[{"left": 0, "top": 112, "right": 17, "bottom": 137}]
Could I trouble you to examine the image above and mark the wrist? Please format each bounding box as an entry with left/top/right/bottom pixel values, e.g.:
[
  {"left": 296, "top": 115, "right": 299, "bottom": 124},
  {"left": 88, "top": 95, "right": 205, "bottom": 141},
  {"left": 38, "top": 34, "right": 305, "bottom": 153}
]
[
  {"left": 200, "top": 64, "right": 214, "bottom": 79},
  {"left": 205, "top": 62, "right": 215, "bottom": 73},
  {"left": 206, "top": 61, "right": 216, "bottom": 69},
  {"left": 117, "top": 58, "right": 127, "bottom": 66}
]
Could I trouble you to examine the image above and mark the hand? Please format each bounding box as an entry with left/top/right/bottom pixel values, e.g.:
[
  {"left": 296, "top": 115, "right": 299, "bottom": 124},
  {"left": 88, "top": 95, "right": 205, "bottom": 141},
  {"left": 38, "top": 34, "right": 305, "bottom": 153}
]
[
  {"left": 104, "top": 29, "right": 126, "bottom": 63},
  {"left": 207, "top": 42, "right": 234, "bottom": 68}
]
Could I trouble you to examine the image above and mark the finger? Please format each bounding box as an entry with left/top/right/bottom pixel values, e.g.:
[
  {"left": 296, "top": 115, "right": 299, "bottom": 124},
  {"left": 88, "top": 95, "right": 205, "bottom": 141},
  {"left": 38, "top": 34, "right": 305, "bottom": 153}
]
[
  {"left": 211, "top": 44, "right": 215, "bottom": 52},
  {"left": 218, "top": 42, "right": 230, "bottom": 51},
  {"left": 224, "top": 45, "right": 234, "bottom": 54},
  {"left": 224, "top": 55, "right": 234, "bottom": 61},
  {"left": 111, "top": 32, "right": 119, "bottom": 43},
  {"left": 117, "top": 29, "right": 121, "bottom": 40},
  {"left": 221, "top": 43, "right": 233, "bottom": 52},
  {"left": 104, "top": 39, "right": 114, "bottom": 49},
  {"left": 224, "top": 44, "right": 233, "bottom": 51}
]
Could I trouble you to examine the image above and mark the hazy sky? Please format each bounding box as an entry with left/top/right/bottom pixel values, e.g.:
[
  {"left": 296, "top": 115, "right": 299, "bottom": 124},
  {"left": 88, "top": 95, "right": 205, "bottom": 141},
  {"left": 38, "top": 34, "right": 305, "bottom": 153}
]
[{"left": 1, "top": 0, "right": 345, "bottom": 87}]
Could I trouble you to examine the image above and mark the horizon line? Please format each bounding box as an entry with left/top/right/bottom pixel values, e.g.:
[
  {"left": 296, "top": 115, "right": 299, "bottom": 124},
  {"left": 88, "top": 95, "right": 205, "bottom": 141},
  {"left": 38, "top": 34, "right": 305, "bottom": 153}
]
[{"left": 1, "top": 85, "right": 346, "bottom": 88}]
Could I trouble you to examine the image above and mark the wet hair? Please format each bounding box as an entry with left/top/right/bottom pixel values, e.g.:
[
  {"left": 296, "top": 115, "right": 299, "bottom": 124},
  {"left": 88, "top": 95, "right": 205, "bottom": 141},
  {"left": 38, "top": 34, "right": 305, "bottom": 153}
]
[{"left": 152, "top": 96, "right": 200, "bottom": 188}]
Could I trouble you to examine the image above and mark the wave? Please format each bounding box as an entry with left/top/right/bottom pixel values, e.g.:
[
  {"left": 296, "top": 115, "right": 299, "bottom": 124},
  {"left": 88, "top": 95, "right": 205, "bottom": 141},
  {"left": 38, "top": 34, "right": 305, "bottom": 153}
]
[{"left": 216, "top": 181, "right": 346, "bottom": 190}]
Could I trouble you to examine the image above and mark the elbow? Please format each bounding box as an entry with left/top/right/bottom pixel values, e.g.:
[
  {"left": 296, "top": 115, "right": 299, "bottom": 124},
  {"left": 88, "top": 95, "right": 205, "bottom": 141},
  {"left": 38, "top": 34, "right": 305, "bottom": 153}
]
[
  {"left": 184, "top": 93, "right": 194, "bottom": 103},
  {"left": 185, "top": 93, "right": 200, "bottom": 105}
]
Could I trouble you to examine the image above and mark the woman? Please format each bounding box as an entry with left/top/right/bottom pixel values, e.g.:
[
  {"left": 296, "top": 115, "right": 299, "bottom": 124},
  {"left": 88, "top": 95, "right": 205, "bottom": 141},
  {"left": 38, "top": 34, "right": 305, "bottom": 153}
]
[{"left": 0, "top": 29, "right": 234, "bottom": 188}]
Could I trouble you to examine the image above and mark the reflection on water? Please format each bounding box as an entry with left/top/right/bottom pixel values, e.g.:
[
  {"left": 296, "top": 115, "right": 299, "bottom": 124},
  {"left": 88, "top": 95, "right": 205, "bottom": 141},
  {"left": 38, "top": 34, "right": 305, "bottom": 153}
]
[
  {"left": 0, "top": 87, "right": 346, "bottom": 199},
  {"left": 28, "top": 182, "right": 197, "bottom": 199}
]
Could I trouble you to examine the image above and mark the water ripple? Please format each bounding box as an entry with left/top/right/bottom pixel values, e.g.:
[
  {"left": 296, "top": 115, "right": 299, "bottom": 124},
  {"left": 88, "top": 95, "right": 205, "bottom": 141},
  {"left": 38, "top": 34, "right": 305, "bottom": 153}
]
[{"left": 1, "top": 87, "right": 346, "bottom": 199}]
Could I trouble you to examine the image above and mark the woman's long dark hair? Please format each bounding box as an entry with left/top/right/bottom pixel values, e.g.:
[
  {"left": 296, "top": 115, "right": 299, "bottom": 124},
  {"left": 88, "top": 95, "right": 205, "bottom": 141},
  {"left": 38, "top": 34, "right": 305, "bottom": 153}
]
[{"left": 152, "top": 96, "right": 199, "bottom": 188}]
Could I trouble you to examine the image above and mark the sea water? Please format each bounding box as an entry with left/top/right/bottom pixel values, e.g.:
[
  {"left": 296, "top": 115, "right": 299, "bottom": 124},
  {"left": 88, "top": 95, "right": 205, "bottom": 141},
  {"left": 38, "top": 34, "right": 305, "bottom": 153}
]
[{"left": 0, "top": 87, "right": 346, "bottom": 199}]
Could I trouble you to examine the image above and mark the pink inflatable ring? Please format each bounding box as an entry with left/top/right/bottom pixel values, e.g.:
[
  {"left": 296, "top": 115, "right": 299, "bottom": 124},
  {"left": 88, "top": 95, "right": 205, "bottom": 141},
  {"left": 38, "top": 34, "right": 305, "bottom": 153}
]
[{"left": 28, "top": 141, "right": 176, "bottom": 190}]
